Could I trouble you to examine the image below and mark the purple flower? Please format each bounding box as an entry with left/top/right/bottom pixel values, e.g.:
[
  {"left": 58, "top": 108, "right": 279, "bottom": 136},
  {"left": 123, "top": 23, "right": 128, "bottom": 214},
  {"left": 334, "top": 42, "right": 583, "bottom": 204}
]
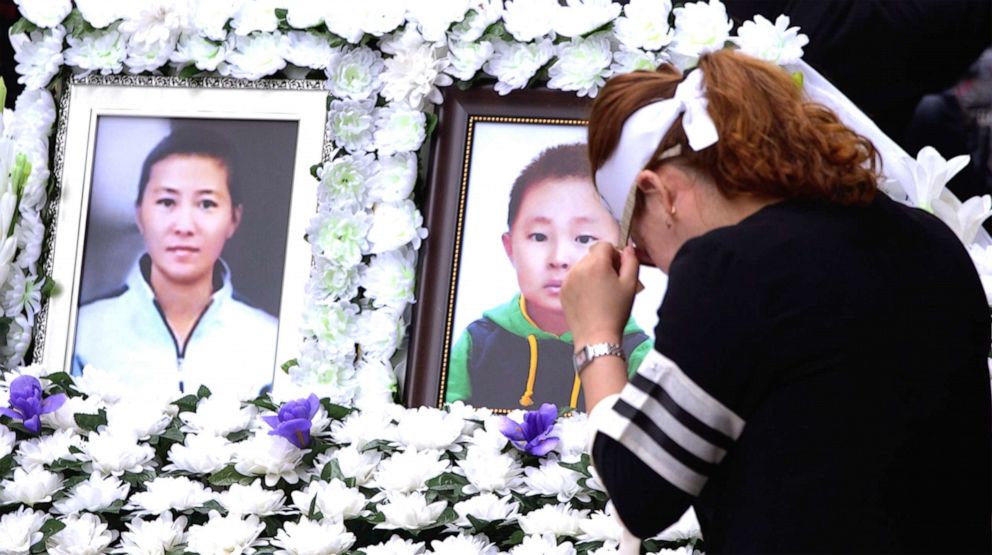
[
  {"left": 499, "top": 403, "right": 560, "bottom": 456},
  {"left": 263, "top": 393, "right": 319, "bottom": 448},
  {"left": 0, "top": 375, "right": 66, "bottom": 434}
]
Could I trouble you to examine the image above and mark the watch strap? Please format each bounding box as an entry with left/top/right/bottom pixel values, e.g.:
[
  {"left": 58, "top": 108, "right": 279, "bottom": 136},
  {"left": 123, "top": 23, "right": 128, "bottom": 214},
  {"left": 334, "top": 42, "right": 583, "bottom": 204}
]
[{"left": 573, "top": 342, "right": 626, "bottom": 375}]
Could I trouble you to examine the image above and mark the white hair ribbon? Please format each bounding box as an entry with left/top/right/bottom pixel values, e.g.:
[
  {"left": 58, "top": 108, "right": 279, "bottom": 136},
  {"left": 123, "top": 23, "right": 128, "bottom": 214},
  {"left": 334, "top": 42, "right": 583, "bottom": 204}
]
[{"left": 595, "top": 69, "right": 719, "bottom": 225}]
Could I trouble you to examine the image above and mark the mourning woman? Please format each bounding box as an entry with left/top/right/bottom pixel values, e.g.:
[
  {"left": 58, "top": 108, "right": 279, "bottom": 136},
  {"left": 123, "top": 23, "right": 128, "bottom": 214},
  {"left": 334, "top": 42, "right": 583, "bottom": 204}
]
[
  {"left": 73, "top": 127, "right": 278, "bottom": 398},
  {"left": 562, "top": 50, "right": 991, "bottom": 553}
]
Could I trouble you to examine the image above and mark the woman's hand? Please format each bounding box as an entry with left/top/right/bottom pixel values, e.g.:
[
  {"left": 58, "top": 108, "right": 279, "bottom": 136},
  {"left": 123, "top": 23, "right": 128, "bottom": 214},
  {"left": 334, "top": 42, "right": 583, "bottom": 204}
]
[{"left": 562, "top": 243, "right": 640, "bottom": 348}]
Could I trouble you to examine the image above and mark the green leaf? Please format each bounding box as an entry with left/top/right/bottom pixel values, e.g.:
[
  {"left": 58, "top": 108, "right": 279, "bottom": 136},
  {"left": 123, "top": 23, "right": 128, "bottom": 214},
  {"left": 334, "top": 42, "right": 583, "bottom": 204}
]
[
  {"left": 39, "top": 517, "right": 65, "bottom": 539},
  {"left": 73, "top": 408, "right": 107, "bottom": 432},
  {"left": 122, "top": 469, "right": 156, "bottom": 488},
  {"left": 208, "top": 464, "right": 254, "bottom": 487},
  {"left": 225, "top": 429, "right": 250, "bottom": 443},
  {"left": 434, "top": 507, "right": 458, "bottom": 527},
  {"left": 196, "top": 385, "right": 212, "bottom": 399},
  {"left": 320, "top": 458, "right": 345, "bottom": 482},
  {"left": 557, "top": 454, "right": 592, "bottom": 476},
  {"left": 280, "top": 358, "right": 299, "bottom": 373},
  {"left": 172, "top": 394, "right": 199, "bottom": 413},
  {"left": 319, "top": 398, "right": 352, "bottom": 420},
  {"left": 310, "top": 163, "right": 321, "bottom": 179},
  {"left": 0, "top": 454, "right": 14, "bottom": 477},
  {"left": 248, "top": 396, "right": 279, "bottom": 412},
  {"left": 425, "top": 112, "right": 439, "bottom": 138},
  {"left": 99, "top": 499, "right": 125, "bottom": 514},
  {"left": 466, "top": 514, "right": 492, "bottom": 531},
  {"left": 791, "top": 70, "right": 804, "bottom": 89},
  {"left": 0, "top": 77, "right": 7, "bottom": 109},
  {"left": 44, "top": 372, "right": 74, "bottom": 389},
  {"left": 10, "top": 18, "right": 39, "bottom": 36},
  {"left": 60, "top": 474, "right": 88, "bottom": 493},
  {"left": 307, "top": 495, "right": 320, "bottom": 519},
  {"left": 192, "top": 499, "right": 227, "bottom": 515},
  {"left": 160, "top": 418, "right": 186, "bottom": 444},
  {"left": 178, "top": 65, "right": 200, "bottom": 79},
  {"left": 47, "top": 457, "right": 84, "bottom": 472},
  {"left": 360, "top": 439, "right": 397, "bottom": 454}
]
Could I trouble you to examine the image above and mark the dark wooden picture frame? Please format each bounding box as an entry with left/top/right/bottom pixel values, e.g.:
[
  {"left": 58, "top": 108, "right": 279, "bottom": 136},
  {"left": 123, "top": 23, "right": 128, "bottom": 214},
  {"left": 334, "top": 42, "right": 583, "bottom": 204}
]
[{"left": 404, "top": 86, "right": 592, "bottom": 410}]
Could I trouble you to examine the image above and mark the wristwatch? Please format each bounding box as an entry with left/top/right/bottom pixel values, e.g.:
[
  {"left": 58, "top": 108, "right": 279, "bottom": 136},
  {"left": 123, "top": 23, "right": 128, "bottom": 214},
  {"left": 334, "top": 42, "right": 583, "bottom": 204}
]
[{"left": 573, "top": 342, "right": 626, "bottom": 375}]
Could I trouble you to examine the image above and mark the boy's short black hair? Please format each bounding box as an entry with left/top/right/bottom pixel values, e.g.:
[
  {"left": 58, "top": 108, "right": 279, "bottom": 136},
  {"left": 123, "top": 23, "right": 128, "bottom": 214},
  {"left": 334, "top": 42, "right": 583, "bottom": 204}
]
[
  {"left": 506, "top": 143, "right": 593, "bottom": 229},
  {"left": 135, "top": 126, "right": 242, "bottom": 207}
]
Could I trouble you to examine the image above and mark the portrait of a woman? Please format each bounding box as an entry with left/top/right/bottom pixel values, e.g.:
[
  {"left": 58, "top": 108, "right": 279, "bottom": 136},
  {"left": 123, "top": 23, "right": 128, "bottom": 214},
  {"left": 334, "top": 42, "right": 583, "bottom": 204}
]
[{"left": 72, "top": 127, "right": 279, "bottom": 398}]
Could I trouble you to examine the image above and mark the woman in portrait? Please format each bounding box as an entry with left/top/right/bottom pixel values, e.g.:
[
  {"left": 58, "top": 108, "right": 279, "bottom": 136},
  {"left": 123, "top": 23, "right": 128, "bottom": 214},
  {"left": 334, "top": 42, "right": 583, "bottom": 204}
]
[
  {"left": 73, "top": 127, "right": 278, "bottom": 399},
  {"left": 563, "top": 49, "right": 991, "bottom": 552}
]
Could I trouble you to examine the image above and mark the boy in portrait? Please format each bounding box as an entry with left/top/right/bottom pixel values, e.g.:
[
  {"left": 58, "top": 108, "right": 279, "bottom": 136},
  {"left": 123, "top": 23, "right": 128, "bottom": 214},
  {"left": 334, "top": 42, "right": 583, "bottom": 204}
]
[{"left": 446, "top": 143, "right": 651, "bottom": 410}]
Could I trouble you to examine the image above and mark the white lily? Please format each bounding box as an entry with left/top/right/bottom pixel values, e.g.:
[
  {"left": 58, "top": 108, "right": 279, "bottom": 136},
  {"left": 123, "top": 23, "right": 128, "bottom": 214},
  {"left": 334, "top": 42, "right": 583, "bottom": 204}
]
[
  {"left": 907, "top": 146, "right": 970, "bottom": 212},
  {"left": 932, "top": 194, "right": 992, "bottom": 246}
]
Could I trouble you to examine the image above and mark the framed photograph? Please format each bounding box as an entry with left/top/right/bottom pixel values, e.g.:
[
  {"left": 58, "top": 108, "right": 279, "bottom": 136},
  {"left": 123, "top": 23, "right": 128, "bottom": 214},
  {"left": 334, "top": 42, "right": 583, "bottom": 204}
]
[
  {"left": 405, "top": 86, "right": 668, "bottom": 413},
  {"left": 36, "top": 76, "right": 330, "bottom": 400}
]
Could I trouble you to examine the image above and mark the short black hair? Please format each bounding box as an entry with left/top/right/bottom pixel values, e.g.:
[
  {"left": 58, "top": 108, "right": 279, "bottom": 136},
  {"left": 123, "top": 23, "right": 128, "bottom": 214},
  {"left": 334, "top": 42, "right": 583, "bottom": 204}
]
[
  {"left": 506, "top": 143, "right": 593, "bottom": 229},
  {"left": 135, "top": 126, "right": 242, "bottom": 207}
]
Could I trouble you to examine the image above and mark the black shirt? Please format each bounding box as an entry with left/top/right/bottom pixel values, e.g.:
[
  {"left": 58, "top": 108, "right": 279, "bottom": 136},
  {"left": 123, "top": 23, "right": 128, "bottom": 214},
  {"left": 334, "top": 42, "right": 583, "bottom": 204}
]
[{"left": 592, "top": 194, "right": 991, "bottom": 553}]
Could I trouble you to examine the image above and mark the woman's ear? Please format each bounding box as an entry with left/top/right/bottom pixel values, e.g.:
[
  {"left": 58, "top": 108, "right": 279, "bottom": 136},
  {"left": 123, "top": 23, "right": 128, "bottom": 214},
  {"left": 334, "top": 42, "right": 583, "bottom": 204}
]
[{"left": 636, "top": 168, "right": 677, "bottom": 213}]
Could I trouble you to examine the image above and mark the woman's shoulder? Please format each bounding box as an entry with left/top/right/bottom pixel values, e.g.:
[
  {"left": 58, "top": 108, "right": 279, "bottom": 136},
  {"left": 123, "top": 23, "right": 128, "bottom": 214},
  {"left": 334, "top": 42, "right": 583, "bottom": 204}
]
[{"left": 223, "top": 295, "right": 278, "bottom": 331}]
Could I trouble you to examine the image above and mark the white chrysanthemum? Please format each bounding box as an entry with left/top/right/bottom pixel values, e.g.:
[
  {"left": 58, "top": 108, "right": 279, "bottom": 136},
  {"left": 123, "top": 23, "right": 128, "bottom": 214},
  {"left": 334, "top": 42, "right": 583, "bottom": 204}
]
[
  {"left": 552, "top": 412, "right": 588, "bottom": 463},
  {"left": 322, "top": 3, "right": 363, "bottom": 43},
  {"left": 372, "top": 106, "right": 427, "bottom": 156},
  {"left": 484, "top": 39, "right": 556, "bottom": 96},
  {"left": 0, "top": 507, "right": 47, "bottom": 554},
  {"left": 272, "top": 517, "right": 356, "bottom": 555},
  {"left": 127, "top": 476, "right": 215, "bottom": 515},
  {"left": 367, "top": 200, "right": 428, "bottom": 253},
  {"left": 170, "top": 33, "right": 228, "bottom": 71},
  {"left": 163, "top": 433, "right": 234, "bottom": 474},
  {"left": 670, "top": 0, "right": 733, "bottom": 61},
  {"left": 405, "top": 0, "right": 470, "bottom": 43},
  {"left": 117, "top": 513, "right": 187, "bottom": 555},
  {"left": 42, "top": 395, "right": 103, "bottom": 433},
  {"left": 318, "top": 445, "right": 382, "bottom": 486},
  {"left": 353, "top": 359, "right": 399, "bottom": 409},
  {"left": 362, "top": 535, "right": 426, "bottom": 555},
  {"left": 448, "top": 402, "right": 492, "bottom": 441},
  {"left": 305, "top": 300, "right": 359, "bottom": 353},
  {"left": 75, "top": 0, "right": 126, "bottom": 29},
  {"left": 71, "top": 365, "right": 127, "bottom": 405},
  {"left": 394, "top": 406, "right": 464, "bottom": 451},
  {"left": 548, "top": 33, "right": 613, "bottom": 98},
  {"left": 52, "top": 473, "right": 129, "bottom": 515},
  {"left": 63, "top": 28, "right": 129, "bottom": 76},
  {"left": 308, "top": 208, "right": 372, "bottom": 266},
  {"left": 376, "top": 491, "right": 447, "bottom": 531},
  {"left": 381, "top": 41, "right": 453, "bottom": 109},
  {"left": 365, "top": 153, "right": 415, "bottom": 206},
  {"left": 290, "top": 478, "right": 369, "bottom": 521},
  {"left": 521, "top": 461, "right": 589, "bottom": 503},
  {"left": 192, "top": 0, "right": 240, "bottom": 42},
  {"left": 104, "top": 398, "right": 172, "bottom": 440},
  {"left": 285, "top": 30, "right": 338, "bottom": 70},
  {"left": 372, "top": 448, "right": 450, "bottom": 494},
  {"left": 0, "top": 466, "right": 62, "bottom": 505},
  {"left": 1, "top": 270, "right": 42, "bottom": 321},
  {"left": 317, "top": 151, "right": 374, "bottom": 205},
  {"left": 283, "top": 0, "right": 325, "bottom": 29},
  {"left": 230, "top": 0, "right": 279, "bottom": 35},
  {"left": 0, "top": 424, "right": 16, "bottom": 459},
  {"left": 289, "top": 343, "right": 359, "bottom": 407},
  {"left": 445, "top": 39, "right": 494, "bottom": 81},
  {"left": 327, "top": 98, "right": 375, "bottom": 154},
  {"left": 511, "top": 533, "right": 577, "bottom": 555},
  {"left": 448, "top": 0, "right": 502, "bottom": 42},
  {"left": 330, "top": 408, "right": 398, "bottom": 450},
  {"left": 216, "top": 479, "right": 288, "bottom": 516},
  {"left": 503, "top": 0, "right": 558, "bottom": 42},
  {"left": 219, "top": 32, "right": 288, "bottom": 80},
  {"left": 555, "top": 0, "right": 621, "bottom": 38},
  {"left": 611, "top": 48, "right": 664, "bottom": 75},
  {"left": 10, "top": 85, "right": 55, "bottom": 143},
  {"left": 453, "top": 493, "right": 520, "bottom": 528},
  {"left": 10, "top": 27, "right": 65, "bottom": 90},
  {"left": 934, "top": 194, "right": 992, "bottom": 245},
  {"left": 325, "top": 47, "right": 384, "bottom": 101},
  {"left": 47, "top": 513, "right": 116, "bottom": 555},
  {"left": 614, "top": 0, "right": 674, "bottom": 51},
  {"left": 81, "top": 431, "right": 156, "bottom": 477},
  {"left": 15, "top": 428, "right": 82, "bottom": 472},
  {"left": 735, "top": 14, "right": 808, "bottom": 65},
  {"left": 124, "top": 34, "right": 176, "bottom": 73},
  {"left": 363, "top": 247, "right": 416, "bottom": 309},
  {"left": 430, "top": 533, "right": 500, "bottom": 555},
  {"left": 185, "top": 512, "right": 265, "bottom": 555},
  {"left": 13, "top": 0, "right": 70, "bottom": 28},
  {"left": 119, "top": 0, "right": 190, "bottom": 46},
  {"left": 179, "top": 393, "right": 257, "bottom": 436},
  {"left": 578, "top": 509, "right": 623, "bottom": 545},
  {"left": 462, "top": 420, "right": 508, "bottom": 455},
  {"left": 234, "top": 432, "right": 308, "bottom": 486},
  {"left": 356, "top": 307, "right": 405, "bottom": 361},
  {"left": 14, "top": 206, "right": 45, "bottom": 270},
  {"left": 308, "top": 258, "right": 363, "bottom": 301},
  {"left": 0, "top": 313, "right": 31, "bottom": 367},
  {"left": 458, "top": 448, "right": 524, "bottom": 495},
  {"left": 518, "top": 503, "right": 588, "bottom": 537}
]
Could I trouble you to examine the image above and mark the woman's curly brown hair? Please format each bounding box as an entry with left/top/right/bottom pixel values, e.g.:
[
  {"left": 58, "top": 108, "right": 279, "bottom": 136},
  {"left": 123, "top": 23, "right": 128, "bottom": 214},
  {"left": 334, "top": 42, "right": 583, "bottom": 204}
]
[{"left": 589, "top": 49, "right": 880, "bottom": 206}]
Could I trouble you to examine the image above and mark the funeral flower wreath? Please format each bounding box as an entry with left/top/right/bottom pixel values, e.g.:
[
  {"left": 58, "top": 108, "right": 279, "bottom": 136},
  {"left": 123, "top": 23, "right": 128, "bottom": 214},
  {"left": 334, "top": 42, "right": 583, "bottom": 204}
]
[{"left": 0, "top": 0, "right": 989, "bottom": 553}]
